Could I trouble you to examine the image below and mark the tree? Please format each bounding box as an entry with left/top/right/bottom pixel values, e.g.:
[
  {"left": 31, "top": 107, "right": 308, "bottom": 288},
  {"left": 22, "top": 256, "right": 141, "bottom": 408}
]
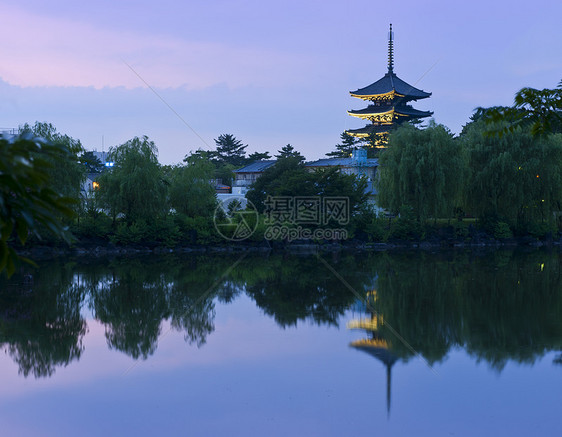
[
  {"left": 246, "top": 156, "right": 367, "bottom": 215},
  {"left": 19, "top": 122, "right": 85, "bottom": 200},
  {"left": 326, "top": 132, "right": 358, "bottom": 158},
  {"left": 274, "top": 144, "right": 305, "bottom": 162},
  {"left": 480, "top": 79, "right": 562, "bottom": 137},
  {"left": 80, "top": 151, "right": 104, "bottom": 173},
  {"left": 214, "top": 134, "right": 248, "bottom": 166},
  {"left": 248, "top": 151, "right": 271, "bottom": 161},
  {"left": 377, "top": 123, "right": 464, "bottom": 222},
  {"left": 0, "top": 134, "right": 76, "bottom": 276},
  {"left": 461, "top": 120, "right": 562, "bottom": 229},
  {"left": 169, "top": 151, "right": 217, "bottom": 218},
  {"left": 97, "top": 136, "right": 166, "bottom": 223}
]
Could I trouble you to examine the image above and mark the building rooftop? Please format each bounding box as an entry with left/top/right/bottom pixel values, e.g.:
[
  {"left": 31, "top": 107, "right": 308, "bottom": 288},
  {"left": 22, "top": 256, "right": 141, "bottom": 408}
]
[
  {"left": 233, "top": 160, "right": 277, "bottom": 173},
  {"left": 305, "top": 158, "right": 378, "bottom": 167}
]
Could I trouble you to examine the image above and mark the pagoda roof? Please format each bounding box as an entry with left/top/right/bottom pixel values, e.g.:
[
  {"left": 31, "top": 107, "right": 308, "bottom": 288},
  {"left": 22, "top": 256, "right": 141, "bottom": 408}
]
[
  {"left": 348, "top": 105, "right": 432, "bottom": 119},
  {"left": 350, "top": 72, "right": 431, "bottom": 101},
  {"left": 350, "top": 341, "right": 398, "bottom": 367},
  {"left": 346, "top": 124, "right": 391, "bottom": 136}
]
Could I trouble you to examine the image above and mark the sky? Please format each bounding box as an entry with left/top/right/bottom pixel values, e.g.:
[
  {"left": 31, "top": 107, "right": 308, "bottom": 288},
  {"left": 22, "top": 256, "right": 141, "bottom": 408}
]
[{"left": 1, "top": 0, "right": 561, "bottom": 164}]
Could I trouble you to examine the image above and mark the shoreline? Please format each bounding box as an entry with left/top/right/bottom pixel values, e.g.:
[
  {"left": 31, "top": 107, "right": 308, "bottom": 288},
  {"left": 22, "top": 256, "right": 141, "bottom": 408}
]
[{"left": 16, "top": 234, "right": 562, "bottom": 260}]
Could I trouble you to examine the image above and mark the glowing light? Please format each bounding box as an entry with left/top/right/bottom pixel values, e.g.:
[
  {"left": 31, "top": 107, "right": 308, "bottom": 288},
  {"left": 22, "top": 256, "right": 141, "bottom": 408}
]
[
  {"left": 347, "top": 316, "right": 383, "bottom": 331},
  {"left": 540, "top": 263, "right": 545, "bottom": 272},
  {"left": 350, "top": 338, "right": 389, "bottom": 349},
  {"left": 349, "top": 91, "right": 404, "bottom": 101},
  {"left": 536, "top": 174, "right": 540, "bottom": 178},
  {"left": 92, "top": 181, "right": 100, "bottom": 189}
]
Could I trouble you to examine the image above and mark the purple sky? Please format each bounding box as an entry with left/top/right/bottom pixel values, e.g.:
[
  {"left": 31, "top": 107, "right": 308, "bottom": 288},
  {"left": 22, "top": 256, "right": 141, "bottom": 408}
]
[{"left": 1, "top": 0, "right": 561, "bottom": 163}]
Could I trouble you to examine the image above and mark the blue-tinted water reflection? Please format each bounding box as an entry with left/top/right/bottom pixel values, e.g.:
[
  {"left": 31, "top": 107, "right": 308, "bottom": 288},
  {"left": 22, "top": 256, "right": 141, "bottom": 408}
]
[{"left": 0, "top": 250, "right": 560, "bottom": 436}]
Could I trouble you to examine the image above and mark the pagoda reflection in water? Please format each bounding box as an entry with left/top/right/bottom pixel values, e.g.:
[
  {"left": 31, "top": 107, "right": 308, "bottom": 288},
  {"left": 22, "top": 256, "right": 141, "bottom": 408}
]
[{"left": 347, "top": 290, "right": 398, "bottom": 416}]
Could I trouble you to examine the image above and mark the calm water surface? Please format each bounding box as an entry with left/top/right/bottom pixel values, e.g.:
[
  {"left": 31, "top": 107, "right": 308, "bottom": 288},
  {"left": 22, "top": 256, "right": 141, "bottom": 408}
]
[{"left": 0, "top": 249, "right": 561, "bottom": 436}]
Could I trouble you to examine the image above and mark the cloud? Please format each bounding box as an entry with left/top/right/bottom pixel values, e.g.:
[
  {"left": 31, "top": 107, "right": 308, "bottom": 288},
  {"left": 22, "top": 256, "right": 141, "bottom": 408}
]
[{"left": 0, "top": 4, "right": 310, "bottom": 90}]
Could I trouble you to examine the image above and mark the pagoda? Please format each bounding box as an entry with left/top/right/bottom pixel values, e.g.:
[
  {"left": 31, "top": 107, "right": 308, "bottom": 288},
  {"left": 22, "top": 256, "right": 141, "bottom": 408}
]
[
  {"left": 346, "top": 24, "right": 432, "bottom": 147},
  {"left": 347, "top": 291, "right": 398, "bottom": 416}
]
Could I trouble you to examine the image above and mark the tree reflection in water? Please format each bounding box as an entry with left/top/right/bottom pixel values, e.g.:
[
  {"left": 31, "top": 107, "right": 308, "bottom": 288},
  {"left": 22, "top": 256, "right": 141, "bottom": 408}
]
[
  {"left": 0, "top": 263, "right": 87, "bottom": 377},
  {"left": 0, "top": 250, "right": 561, "bottom": 379}
]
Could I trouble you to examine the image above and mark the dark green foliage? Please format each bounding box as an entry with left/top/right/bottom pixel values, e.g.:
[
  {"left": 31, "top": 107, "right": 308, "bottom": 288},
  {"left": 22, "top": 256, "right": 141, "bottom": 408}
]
[
  {"left": 377, "top": 123, "right": 464, "bottom": 222},
  {"left": 462, "top": 120, "right": 562, "bottom": 230},
  {"left": 0, "top": 261, "right": 86, "bottom": 376},
  {"left": 479, "top": 79, "right": 562, "bottom": 137},
  {"left": 246, "top": 156, "right": 367, "bottom": 216},
  {"left": 248, "top": 151, "right": 271, "bottom": 161},
  {"left": 97, "top": 136, "right": 167, "bottom": 224},
  {"left": 80, "top": 151, "right": 104, "bottom": 173},
  {"left": 72, "top": 214, "right": 113, "bottom": 241},
  {"left": 169, "top": 152, "right": 217, "bottom": 218},
  {"left": 19, "top": 122, "right": 85, "bottom": 200},
  {"left": 326, "top": 132, "right": 358, "bottom": 158},
  {"left": 174, "top": 214, "right": 222, "bottom": 245},
  {"left": 213, "top": 134, "right": 248, "bottom": 166},
  {"left": 274, "top": 144, "right": 305, "bottom": 161},
  {"left": 348, "top": 205, "right": 386, "bottom": 242},
  {"left": 493, "top": 222, "right": 513, "bottom": 239},
  {"left": 373, "top": 250, "right": 562, "bottom": 368},
  {"left": 0, "top": 134, "right": 76, "bottom": 276},
  {"left": 388, "top": 205, "right": 422, "bottom": 240}
]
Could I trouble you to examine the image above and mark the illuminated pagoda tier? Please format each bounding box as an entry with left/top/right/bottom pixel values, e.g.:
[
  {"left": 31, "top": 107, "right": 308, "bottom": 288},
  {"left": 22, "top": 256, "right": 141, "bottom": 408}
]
[
  {"left": 346, "top": 24, "right": 432, "bottom": 148},
  {"left": 347, "top": 295, "right": 398, "bottom": 416}
]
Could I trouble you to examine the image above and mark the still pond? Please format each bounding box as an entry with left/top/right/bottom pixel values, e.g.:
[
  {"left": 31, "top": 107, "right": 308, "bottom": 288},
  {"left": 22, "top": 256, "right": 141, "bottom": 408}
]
[{"left": 0, "top": 249, "right": 561, "bottom": 436}]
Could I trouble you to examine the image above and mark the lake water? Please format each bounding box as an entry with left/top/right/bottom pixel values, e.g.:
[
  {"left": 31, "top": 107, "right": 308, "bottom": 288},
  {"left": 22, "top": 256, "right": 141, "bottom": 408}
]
[{"left": 0, "top": 249, "right": 561, "bottom": 436}]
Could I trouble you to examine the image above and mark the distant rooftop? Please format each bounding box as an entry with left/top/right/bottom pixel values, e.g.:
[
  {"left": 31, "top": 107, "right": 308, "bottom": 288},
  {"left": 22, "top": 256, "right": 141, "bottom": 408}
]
[
  {"left": 234, "top": 160, "right": 277, "bottom": 173},
  {"left": 306, "top": 158, "right": 378, "bottom": 168}
]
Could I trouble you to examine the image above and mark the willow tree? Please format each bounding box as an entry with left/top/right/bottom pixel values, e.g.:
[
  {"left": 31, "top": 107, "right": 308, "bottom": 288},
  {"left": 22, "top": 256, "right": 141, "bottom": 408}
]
[
  {"left": 462, "top": 120, "right": 562, "bottom": 229},
  {"left": 169, "top": 151, "right": 217, "bottom": 218},
  {"left": 97, "top": 136, "right": 166, "bottom": 224},
  {"left": 377, "top": 123, "right": 464, "bottom": 221}
]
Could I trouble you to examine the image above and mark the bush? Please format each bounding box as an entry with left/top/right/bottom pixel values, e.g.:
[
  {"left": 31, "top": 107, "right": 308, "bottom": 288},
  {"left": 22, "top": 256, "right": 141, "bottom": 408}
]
[
  {"left": 174, "top": 214, "right": 222, "bottom": 245},
  {"left": 112, "top": 219, "right": 150, "bottom": 245},
  {"left": 494, "top": 222, "right": 513, "bottom": 239},
  {"left": 73, "top": 215, "right": 113, "bottom": 241},
  {"left": 388, "top": 206, "right": 422, "bottom": 240},
  {"left": 153, "top": 215, "right": 181, "bottom": 247},
  {"left": 526, "top": 221, "right": 556, "bottom": 239}
]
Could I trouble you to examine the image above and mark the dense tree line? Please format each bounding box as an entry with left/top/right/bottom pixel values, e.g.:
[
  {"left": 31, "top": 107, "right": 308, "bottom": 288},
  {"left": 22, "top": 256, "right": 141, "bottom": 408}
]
[
  {"left": 2, "top": 80, "right": 561, "bottom": 276},
  {"left": 376, "top": 80, "right": 562, "bottom": 236},
  {"left": 2, "top": 124, "right": 372, "bottom": 275}
]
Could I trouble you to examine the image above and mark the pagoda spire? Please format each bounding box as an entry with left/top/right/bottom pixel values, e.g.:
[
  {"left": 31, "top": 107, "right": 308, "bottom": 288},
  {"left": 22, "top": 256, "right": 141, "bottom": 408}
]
[
  {"left": 388, "top": 23, "right": 394, "bottom": 73},
  {"left": 346, "top": 23, "right": 432, "bottom": 148}
]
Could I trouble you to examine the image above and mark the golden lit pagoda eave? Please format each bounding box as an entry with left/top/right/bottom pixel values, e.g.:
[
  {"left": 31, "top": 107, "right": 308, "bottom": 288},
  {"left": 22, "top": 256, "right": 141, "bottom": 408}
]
[
  {"left": 349, "top": 91, "right": 405, "bottom": 101},
  {"left": 350, "top": 338, "right": 390, "bottom": 349},
  {"left": 347, "top": 109, "right": 395, "bottom": 120}
]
